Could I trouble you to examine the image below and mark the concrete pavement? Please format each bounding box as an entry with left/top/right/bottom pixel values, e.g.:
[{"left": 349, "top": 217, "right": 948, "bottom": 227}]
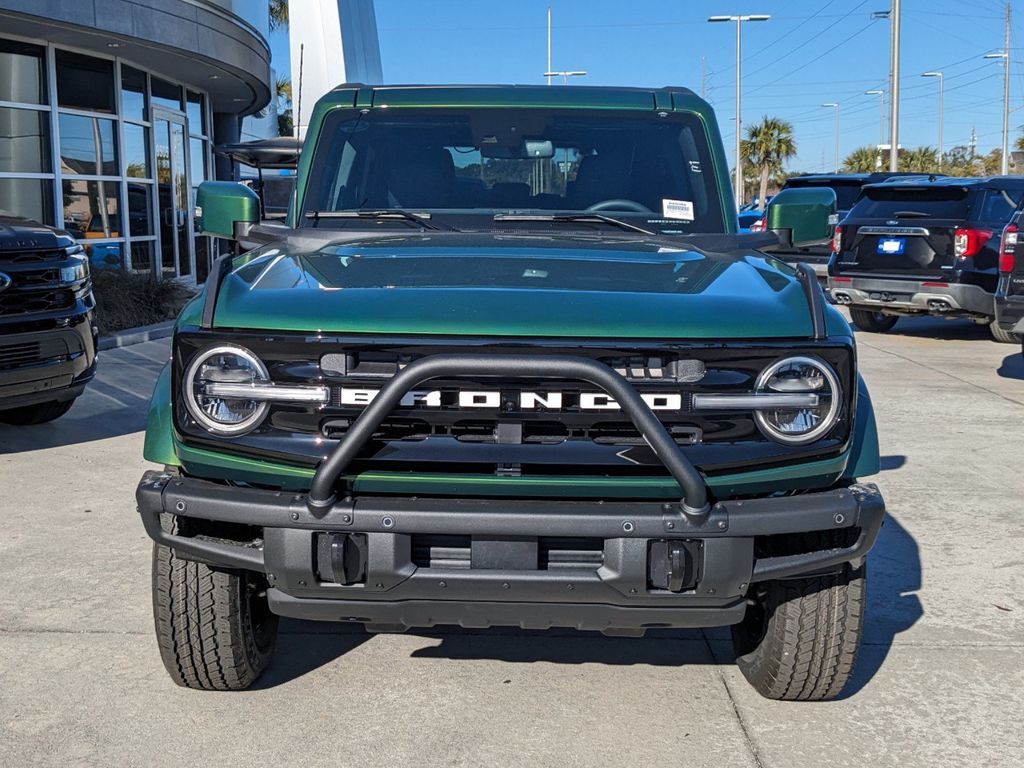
[{"left": 1, "top": 319, "right": 1022, "bottom": 767}]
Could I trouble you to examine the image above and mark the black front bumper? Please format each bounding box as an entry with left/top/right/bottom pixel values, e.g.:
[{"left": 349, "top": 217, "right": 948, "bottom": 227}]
[
  {"left": 136, "top": 472, "right": 885, "bottom": 631},
  {"left": 0, "top": 319, "right": 97, "bottom": 410}
]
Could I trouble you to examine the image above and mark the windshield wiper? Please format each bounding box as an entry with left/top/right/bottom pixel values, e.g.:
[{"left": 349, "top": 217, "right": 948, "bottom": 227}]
[
  {"left": 890, "top": 210, "right": 932, "bottom": 218},
  {"left": 305, "top": 209, "right": 445, "bottom": 230},
  {"left": 493, "top": 212, "right": 656, "bottom": 236}
]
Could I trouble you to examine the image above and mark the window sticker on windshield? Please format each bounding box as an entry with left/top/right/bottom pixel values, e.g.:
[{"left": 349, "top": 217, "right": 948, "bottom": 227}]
[{"left": 662, "top": 199, "right": 695, "bottom": 221}]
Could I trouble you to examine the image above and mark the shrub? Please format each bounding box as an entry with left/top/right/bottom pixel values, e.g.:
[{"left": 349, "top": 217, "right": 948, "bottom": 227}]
[{"left": 90, "top": 270, "right": 195, "bottom": 335}]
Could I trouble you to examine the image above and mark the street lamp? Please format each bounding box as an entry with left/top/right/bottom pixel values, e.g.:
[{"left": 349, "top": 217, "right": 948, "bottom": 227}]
[
  {"left": 922, "top": 72, "right": 944, "bottom": 168},
  {"left": 708, "top": 13, "right": 770, "bottom": 209},
  {"left": 985, "top": 51, "right": 1010, "bottom": 174},
  {"left": 865, "top": 89, "right": 885, "bottom": 149},
  {"left": 874, "top": 2, "right": 901, "bottom": 170},
  {"left": 544, "top": 70, "right": 587, "bottom": 85},
  {"left": 822, "top": 103, "right": 840, "bottom": 172}
]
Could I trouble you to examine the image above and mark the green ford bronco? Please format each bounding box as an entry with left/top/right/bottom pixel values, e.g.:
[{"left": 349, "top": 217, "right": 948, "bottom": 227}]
[{"left": 136, "top": 84, "right": 884, "bottom": 700}]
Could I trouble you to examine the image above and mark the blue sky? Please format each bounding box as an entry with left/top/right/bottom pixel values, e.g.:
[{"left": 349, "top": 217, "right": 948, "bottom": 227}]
[{"left": 269, "top": 0, "right": 1019, "bottom": 172}]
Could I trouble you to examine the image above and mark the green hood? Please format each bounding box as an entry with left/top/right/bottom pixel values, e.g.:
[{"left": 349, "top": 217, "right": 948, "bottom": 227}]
[{"left": 210, "top": 233, "right": 839, "bottom": 339}]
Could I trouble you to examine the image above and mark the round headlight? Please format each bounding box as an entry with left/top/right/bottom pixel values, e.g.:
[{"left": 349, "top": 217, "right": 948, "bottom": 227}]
[
  {"left": 753, "top": 356, "right": 842, "bottom": 445},
  {"left": 183, "top": 345, "right": 270, "bottom": 435}
]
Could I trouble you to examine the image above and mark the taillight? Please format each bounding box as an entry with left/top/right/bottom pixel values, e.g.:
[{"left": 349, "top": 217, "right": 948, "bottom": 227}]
[
  {"left": 750, "top": 216, "right": 765, "bottom": 233},
  {"left": 832, "top": 224, "right": 843, "bottom": 254},
  {"left": 953, "top": 227, "right": 993, "bottom": 259},
  {"left": 999, "top": 223, "right": 1017, "bottom": 273}
]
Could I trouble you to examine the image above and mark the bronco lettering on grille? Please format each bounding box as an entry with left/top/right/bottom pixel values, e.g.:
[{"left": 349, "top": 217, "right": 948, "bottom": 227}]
[{"left": 337, "top": 388, "right": 684, "bottom": 411}]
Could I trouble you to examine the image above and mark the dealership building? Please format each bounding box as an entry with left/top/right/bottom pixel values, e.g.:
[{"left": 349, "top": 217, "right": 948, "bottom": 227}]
[{"left": 0, "top": 0, "right": 273, "bottom": 283}]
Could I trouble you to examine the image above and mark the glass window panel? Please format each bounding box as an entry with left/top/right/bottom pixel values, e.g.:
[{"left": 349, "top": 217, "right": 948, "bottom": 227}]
[
  {"left": 127, "top": 181, "right": 152, "bottom": 237},
  {"left": 0, "top": 107, "right": 50, "bottom": 173},
  {"left": 186, "top": 91, "right": 206, "bottom": 136},
  {"left": 62, "top": 180, "right": 119, "bottom": 240},
  {"left": 0, "top": 177, "right": 53, "bottom": 224},
  {"left": 82, "top": 240, "right": 124, "bottom": 271},
  {"left": 189, "top": 137, "right": 206, "bottom": 187},
  {"left": 0, "top": 39, "right": 46, "bottom": 104},
  {"left": 151, "top": 77, "right": 182, "bottom": 112},
  {"left": 59, "top": 113, "right": 118, "bottom": 175},
  {"left": 121, "top": 65, "right": 148, "bottom": 122},
  {"left": 55, "top": 50, "right": 115, "bottom": 113},
  {"left": 130, "top": 240, "right": 155, "bottom": 273},
  {"left": 124, "top": 123, "right": 151, "bottom": 178}
]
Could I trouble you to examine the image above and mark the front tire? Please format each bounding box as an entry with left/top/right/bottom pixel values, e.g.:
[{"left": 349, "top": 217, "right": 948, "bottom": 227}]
[
  {"left": 0, "top": 398, "right": 75, "bottom": 424},
  {"left": 731, "top": 563, "right": 866, "bottom": 701},
  {"left": 152, "top": 516, "right": 278, "bottom": 690},
  {"left": 989, "top": 322, "right": 1020, "bottom": 344},
  {"left": 849, "top": 308, "right": 898, "bottom": 333}
]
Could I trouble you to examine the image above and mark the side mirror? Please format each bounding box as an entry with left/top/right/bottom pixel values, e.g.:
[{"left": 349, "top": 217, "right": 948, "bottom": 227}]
[
  {"left": 195, "top": 182, "right": 259, "bottom": 240},
  {"left": 764, "top": 187, "right": 836, "bottom": 249}
]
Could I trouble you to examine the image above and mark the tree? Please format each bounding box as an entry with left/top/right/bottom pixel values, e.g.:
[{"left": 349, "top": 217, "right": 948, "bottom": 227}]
[
  {"left": 269, "top": 0, "right": 288, "bottom": 31},
  {"left": 741, "top": 116, "right": 796, "bottom": 210},
  {"left": 902, "top": 146, "right": 939, "bottom": 174},
  {"left": 842, "top": 146, "right": 881, "bottom": 173}
]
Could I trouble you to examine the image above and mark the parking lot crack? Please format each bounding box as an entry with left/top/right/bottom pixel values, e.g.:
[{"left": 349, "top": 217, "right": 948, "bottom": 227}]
[{"left": 701, "top": 630, "right": 765, "bottom": 768}]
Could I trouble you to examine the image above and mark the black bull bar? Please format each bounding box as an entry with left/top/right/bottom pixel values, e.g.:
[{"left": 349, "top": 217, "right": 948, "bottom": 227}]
[{"left": 304, "top": 353, "right": 712, "bottom": 520}]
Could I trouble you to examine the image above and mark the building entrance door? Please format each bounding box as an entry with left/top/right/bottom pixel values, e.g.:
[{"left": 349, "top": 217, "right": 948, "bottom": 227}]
[{"left": 154, "top": 110, "right": 193, "bottom": 280}]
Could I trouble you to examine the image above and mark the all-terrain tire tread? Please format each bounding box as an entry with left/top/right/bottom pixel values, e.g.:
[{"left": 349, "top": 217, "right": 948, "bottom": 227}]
[
  {"left": 733, "top": 564, "right": 865, "bottom": 701},
  {"left": 152, "top": 515, "right": 275, "bottom": 690}
]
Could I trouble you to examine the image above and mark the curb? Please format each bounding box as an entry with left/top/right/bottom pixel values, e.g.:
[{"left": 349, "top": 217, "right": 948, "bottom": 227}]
[{"left": 98, "top": 321, "right": 175, "bottom": 351}]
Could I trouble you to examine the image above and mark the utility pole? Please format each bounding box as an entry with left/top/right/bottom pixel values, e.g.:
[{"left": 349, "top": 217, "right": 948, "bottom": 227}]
[
  {"left": 708, "top": 13, "right": 770, "bottom": 210},
  {"left": 701, "top": 56, "right": 707, "bottom": 100},
  {"left": 984, "top": 3, "right": 1011, "bottom": 175},
  {"left": 922, "top": 72, "right": 944, "bottom": 169},
  {"left": 970, "top": 126, "right": 977, "bottom": 161},
  {"left": 888, "top": 0, "right": 901, "bottom": 171},
  {"left": 546, "top": 7, "right": 552, "bottom": 86}
]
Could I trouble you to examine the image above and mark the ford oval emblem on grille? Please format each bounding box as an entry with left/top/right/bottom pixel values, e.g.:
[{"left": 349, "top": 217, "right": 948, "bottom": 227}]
[
  {"left": 0, "top": 272, "right": 12, "bottom": 293},
  {"left": 887, "top": 220, "right": 899, "bottom": 226}
]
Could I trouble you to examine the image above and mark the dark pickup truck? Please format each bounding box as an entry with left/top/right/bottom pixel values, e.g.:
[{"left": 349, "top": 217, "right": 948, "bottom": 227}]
[
  {"left": 828, "top": 176, "right": 1024, "bottom": 339},
  {"left": 0, "top": 215, "right": 96, "bottom": 423}
]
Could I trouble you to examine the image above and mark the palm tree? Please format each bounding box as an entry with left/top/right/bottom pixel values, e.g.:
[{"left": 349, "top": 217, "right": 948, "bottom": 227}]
[
  {"left": 269, "top": 0, "right": 288, "bottom": 32},
  {"left": 902, "top": 146, "right": 939, "bottom": 174},
  {"left": 842, "top": 146, "right": 880, "bottom": 173},
  {"left": 741, "top": 117, "right": 797, "bottom": 210}
]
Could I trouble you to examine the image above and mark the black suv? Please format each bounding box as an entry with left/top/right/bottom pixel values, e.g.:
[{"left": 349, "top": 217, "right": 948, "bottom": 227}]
[
  {"left": 994, "top": 210, "right": 1024, "bottom": 349},
  {"left": 767, "top": 172, "right": 939, "bottom": 283},
  {"left": 828, "top": 176, "right": 1024, "bottom": 339},
  {"left": 0, "top": 215, "right": 97, "bottom": 423}
]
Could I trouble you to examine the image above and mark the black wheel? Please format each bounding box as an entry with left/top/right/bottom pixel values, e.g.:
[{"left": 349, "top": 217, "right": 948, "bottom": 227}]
[
  {"left": 731, "top": 562, "right": 865, "bottom": 701},
  {"left": 0, "top": 398, "right": 75, "bottom": 425},
  {"left": 152, "top": 516, "right": 277, "bottom": 690},
  {"left": 989, "top": 322, "right": 1020, "bottom": 344},
  {"left": 849, "top": 308, "right": 898, "bottom": 333}
]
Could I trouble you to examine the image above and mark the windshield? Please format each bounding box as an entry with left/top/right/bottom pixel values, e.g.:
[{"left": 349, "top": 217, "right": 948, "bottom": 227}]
[
  {"left": 301, "top": 108, "right": 726, "bottom": 234},
  {"left": 851, "top": 186, "right": 972, "bottom": 220}
]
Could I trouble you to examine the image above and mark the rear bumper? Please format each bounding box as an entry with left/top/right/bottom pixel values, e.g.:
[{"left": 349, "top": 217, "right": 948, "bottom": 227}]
[
  {"left": 136, "top": 471, "right": 885, "bottom": 631},
  {"left": 829, "top": 276, "right": 994, "bottom": 317},
  {"left": 0, "top": 320, "right": 97, "bottom": 410},
  {"left": 994, "top": 293, "right": 1024, "bottom": 333}
]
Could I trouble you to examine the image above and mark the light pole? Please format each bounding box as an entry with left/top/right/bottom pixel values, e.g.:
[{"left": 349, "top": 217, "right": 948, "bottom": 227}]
[
  {"left": 921, "top": 72, "right": 944, "bottom": 168},
  {"left": 865, "top": 89, "right": 885, "bottom": 150},
  {"left": 544, "top": 70, "right": 587, "bottom": 85},
  {"left": 546, "top": 7, "right": 552, "bottom": 86},
  {"left": 708, "top": 13, "right": 770, "bottom": 210},
  {"left": 889, "top": 0, "right": 901, "bottom": 171},
  {"left": 985, "top": 50, "right": 1010, "bottom": 174},
  {"left": 822, "top": 102, "right": 840, "bottom": 172}
]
